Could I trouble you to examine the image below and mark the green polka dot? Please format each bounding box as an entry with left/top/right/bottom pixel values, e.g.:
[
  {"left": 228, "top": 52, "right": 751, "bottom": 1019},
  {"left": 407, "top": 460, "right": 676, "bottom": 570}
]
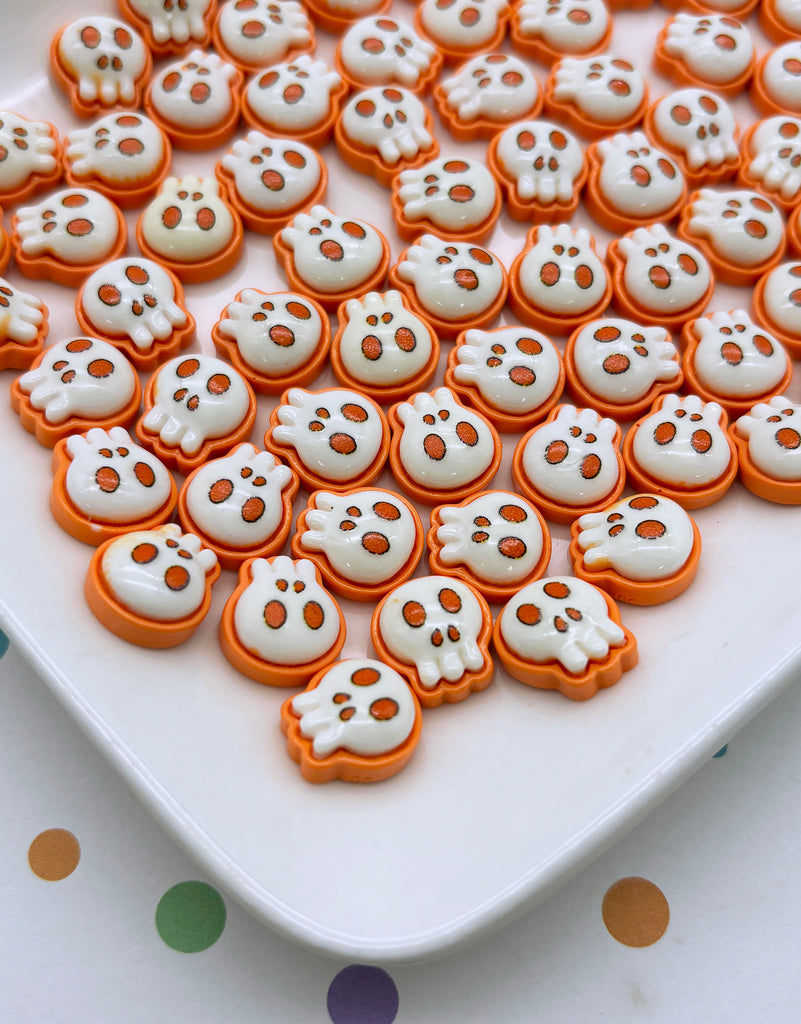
[
  {"left": 0, "top": 629, "right": 8, "bottom": 659},
  {"left": 155, "top": 881, "right": 226, "bottom": 953}
]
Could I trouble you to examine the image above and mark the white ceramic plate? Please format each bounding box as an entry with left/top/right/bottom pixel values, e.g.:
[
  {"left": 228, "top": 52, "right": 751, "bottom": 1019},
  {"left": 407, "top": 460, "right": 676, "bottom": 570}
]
[{"left": 2, "top": 0, "right": 800, "bottom": 963}]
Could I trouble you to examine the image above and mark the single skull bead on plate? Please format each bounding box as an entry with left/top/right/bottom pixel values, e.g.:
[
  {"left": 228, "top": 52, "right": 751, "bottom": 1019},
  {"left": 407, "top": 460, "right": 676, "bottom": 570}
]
[
  {"left": 571, "top": 318, "right": 680, "bottom": 403},
  {"left": 140, "top": 175, "right": 236, "bottom": 261},
  {"left": 631, "top": 393, "right": 732, "bottom": 487},
  {"left": 0, "top": 278, "right": 46, "bottom": 345},
  {"left": 142, "top": 354, "right": 252, "bottom": 456},
  {"left": 552, "top": 56, "right": 646, "bottom": 127},
  {"left": 517, "top": 224, "right": 608, "bottom": 317},
  {"left": 292, "top": 658, "right": 418, "bottom": 759},
  {"left": 746, "top": 118, "right": 801, "bottom": 203},
  {"left": 280, "top": 205, "right": 386, "bottom": 296},
  {"left": 575, "top": 494, "right": 696, "bottom": 582},
  {"left": 735, "top": 396, "right": 801, "bottom": 481},
  {"left": 217, "top": 289, "right": 325, "bottom": 378},
  {"left": 216, "top": 0, "right": 313, "bottom": 67},
  {"left": 419, "top": 0, "right": 508, "bottom": 51},
  {"left": 397, "top": 157, "right": 498, "bottom": 232},
  {"left": 396, "top": 235, "right": 505, "bottom": 322},
  {"left": 300, "top": 489, "right": 420, "bottom": 585},
  {"left": 516, "top": 0, "right": 611, "bottom": 55},
  {"left": 686, "top": 189, "right": 785, "bottom": 269},
  {"left": 246, "top": 56, "right": 342, "bottom": 133},
  {"left": 220, "top": 131, "right": 321, "bottom": 215},
  {"left": 149, "top": 49, "right": 239, "bottom": 131},
  {"left": 15, "top": 187, "right": 123, "bottom": 265},
  {"left": 66, "top": 112, "right": 167, "bottom": 188},
  {"left": 233, "top": 555, "right": 341, "bottom": 665},
  {"left": 759, "top": 261, "right": 801, "bottom": 338},
  {"left": 663, "top": 14, "right": 754, "bottom": 87},
  {"left": 341, "top": 86, "right": 433, "bottom": 165},
  {"left": 651, "top": 88, "right": 739, "bottom": 171},
  {"left": 595, "top": 132, "right": 685, "bottom": 220},
  {"left": 495, "top": 120, "right": 584, "bottom": 206},
  {"left": 440, "top": 53, "right": 540, "bottom": 123},
  {"left": 128, "top": 0, "right": 213, "bottom": 46},
  {"left": 339, "top": 16, "right": 436, "bottom": 88},
  {"left": 57, "top": 17, "right": 149, "bottom": 108},
  {"left": 616, "top": 224, "right": 711, "bottom": 315},
  {"left": 759, "top": 44, "right": 801, "bottom": 114},
  {"left": 0, "top": 112, "right": 58, "bottom": 194},
  {"left": 690, "top": 309, "right": 788, "bottom": 399},
  {"left": 338, "top": 291, "right": 434, "bottom": 386}
]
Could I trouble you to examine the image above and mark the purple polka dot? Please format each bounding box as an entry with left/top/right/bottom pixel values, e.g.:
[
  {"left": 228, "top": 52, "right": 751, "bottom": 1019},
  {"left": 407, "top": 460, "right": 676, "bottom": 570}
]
[{"left": 327, "top": 965, "right": 399, "bottom": 1024}]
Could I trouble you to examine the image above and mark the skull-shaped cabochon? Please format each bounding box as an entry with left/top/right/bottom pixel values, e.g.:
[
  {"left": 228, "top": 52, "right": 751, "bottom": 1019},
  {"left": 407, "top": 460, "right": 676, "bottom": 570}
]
[
  {"left": 513, "top": 403, "right": 625, "bottom": 523},
  {"left": 544, "top": 54, "right": 649, "bottom": 140},
  {"left": 335, "top": 85, "right": 438, "bottom": 185},
  {"left": 0, "top": 277, "right": 49, "bottom": 371},
  {"left": 655, "top": 13, "right": 755, "bottom": 98},
  {"left": 120, "top": 0, "right": 216, "bottom": 57},
  {"left": 85, "top": 522, "right": 220, "bottom": 648},
  {"left": 739, "top": 117, "right": 801, "bottom": 211},
  {"left": 50, "top": 425, "right": 177, "bottom": 546},
  {"left": 433, "top": 53, "right": 542, "bottom": 141},
  {"left": 11, "top": 336, "right": 141, "bottom": 448},
  {"left": 281, "top": 657, "right": 423, "bottom": 784},
  {"left": 11, "top": 187, "right": 127, "bottom": 287},
  {"left": 510, "top": 0, "right": 613, "bottom": 64},
  {"left": 752, "top": 259, "right": 801, "bottom": 359},
  {"left": 336, "top": 14, "right": 440, "bottom": 93},
  {"left": 493, "top": 576, "right": 638, "bottom": 701},
  {"left": 264, "top": 386, "right": 390, "bottom": 491},
  {"left": 622, "top": 392, "right": 739, "bottom": 509},
  {"left": 219, "top": 554, "right": 346, "bottom": 687},
  {"left": 215, "top": 130, "right": 328, "bottom": 235},
  {"left": 372, "top": 574, "right": 493, "bottom": 707},
  {"left": 388, "top": 386, "right": 501, "bottom": 505},
  {"left": 0, "top": 111, "right": 61, "bottom": 207},
  {"left": 137, "top": 174, "right": 244, "bottom": 283},
  {"left": 730, "top": 395, "right": 801, "bottom": 505},
  {"left": 392, "top": 156, "right": 502, "bottom": 242},
  {"left": 64, "top": 112, "right": 172, "bottom": 208},
  {"left": 76, "top": 256, "right": 196, "bottom": 372},
  {"left": 50, "top": 16, "right": 152, "bottom": 118},
  {"left": 752, "top": 42, "right": 801, "bottom": 118},
  {"left": 569, "top": 494, "right": 702, "bottom": 605},
  {"left": 293, "top": 486, "right": 424, "bottom": 600},
  {"left": 178, "top": 443, "right": 298, "bottom": 569},
  {"left": 212, "top": 288, "right": 331, "bottom": 393},
  {"left": 144, "top": 49, "right": 244, "bottom": 150},
  {"left": 136, "top": 353, "right": 257, "bottom": 474},
  {"left": 487, "top": 119, "right": 586, "bottom": 222},
  {"left": 428, "top": 490, "right": 551, "bottom": 603},
  {"left": 415, "top": 0, "right": 510, "bottom": 65},
  {"left": 212, "top": 0, "right": 314, "bottom": 73},
  {"left": 760, "top": 0, "right": 801, "bottom": 43},
  {"left": 330, "top": 290, "right": 439, "bottom": 403}
]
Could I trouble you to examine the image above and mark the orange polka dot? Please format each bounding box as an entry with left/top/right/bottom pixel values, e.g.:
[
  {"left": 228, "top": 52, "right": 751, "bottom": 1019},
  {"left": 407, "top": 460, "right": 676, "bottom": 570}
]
[
  {"left": 28, "top": 828, "right": 81, "bottom": 881},
  {"left": 602, "top": 877, "right": 670, "bottom": 947}
]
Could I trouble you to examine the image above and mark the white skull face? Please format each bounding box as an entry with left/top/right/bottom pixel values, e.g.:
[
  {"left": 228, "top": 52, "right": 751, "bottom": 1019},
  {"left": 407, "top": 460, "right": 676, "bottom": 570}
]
[
  {"left": 760, "top": 43, "right": 801, "bottom": 113},
  {"left": 184, "top": 443, "right": 294, "bottom": 548},
  {"left": 0, "top": 278, "right": 45, "bottom": 345},
  {"left": 663, "top": 14, "right": 754, "bottom": 86},
  {"left": 19, "top": 337, "right": 137, "bottom": 424},
  {"left": 631, "top": 393, "right": 732, "bottom": 487},
  {"left": 0, "top": 112, "right": 58, "bottom": 193},
  {"left": 341, "top": 86, "right": 433, "bottom": 165},
  {"left": 760, "top": 261, "right": 801, "bottom": 336},
  {"left": 652, "top": 88, "right": 739, "bottom": 171},
  {"left": 140, "top": 175, "right": 236, "bottom": 261},
  {"left": 217, "top": 0, "right": 312, "bottom": 66},
  {"left": 150, "top": 50, "right": 238, "bottom": 130},
  {"left": 143, "top": 354, "right": 252, "bottom": 456},
  {"left": 499, "top": 576, "right": 625, "bottom": 675},
  {"left": 734, "top": 396, "right": 801, "bottom": 481},
  {"left": 300, "top": 489, "right": 419, "bottom": 584},
  {"left": 494, "top": 121, "right": 584, "bottom": 205},
  {"left": 15, "top": 188, "right": 122, "bottom": 265},
  {"left": 339, "top": 16, "right": 436, "bottom": 88},
  {"left": 280, "top": 205, "right": 385, "bottom": 295},
  {"left": 292, "top": 658, "right": 417, "bottom": 758},
  {"left": 435, "top": 492, "right": 547, "bottom": 586},
  {"left": 339, "top": 290, "right": 434, "bottom": 386},
  {"left": 419, "top": 0, "right": 508, "bottom": 50},
  {"left": 129, "top": 0, "right": 213, "bottom": 46},
  {"left": 521, "top": 405, "right": 621, "bottom": 507},
  {"left": 746, "top": 118, "right": 801, "bottom": 204},
  {"left": 686, "top": 189, "right": 785, "bottom": 269},
  {"left": 217, "top": 289, "right": 325, "bottom": 377},
  {"left": 58, "top": 17, "right": 148, "bottom": 107},
  {"left": 396, "top": 235, "right": 505, "bottom": 321},
  {"left": 553, "top": 56, "right": 646, "bottom": 125},
  {"left": 575, "top": 494, "right": 696, "bottom": 582},
  {"left": 616, "top": 224, "right": 711, "bottom": 315},
  {"left": 65, "top": 113, "right": 166, "bottom": 186},
  {"left": 571, "top": 318, "right": 680, "bottom": 403},
  {"left": 246, "top": 57, "right": 342, "bottom": 132},
  {"left": 378, "top": 576, "right": 486, "bottom": 689},
  {"left": 232, "top": 555, "right": 341, "bottom": 665},
  {"left": 595, "top": 132, "right": 685, "bottom": 219},
  {"left": 82, "top": 258, "right": 188, "bottom": 351},
  {"left": 397, "top": 157, "right": 498, "bottom": 232},
  {"left": 452, "top": 326, "right": 562, "bottom": 414},
  {"left": 773, "top": 0, "right": 801, "bottom": 31},
  {"left": 517, "top": 0, "right": 610, "bottom": 54},
  {"left": 440, "top": 53, "right": 540, "bottom": 123},
  {"left": 518, "top": 224, "right": 608, "bottom": 316},
  {"left": 396, "top": 387, "right": 497, "bottom": 489},
  {"left": 690, "top": 309, "right": 788, "bottom": 399},
  {"left": 64, "top": 425, "right": 173, "bottom": 523},
  {"left": 220, "top": 131, "right": 321, "bottom": 214},
  {"left": 100, "top": 523, "right": 218, "bottom": 622},
  {"left": 271, "top": 387, "right": 385, "bottom": 482}
]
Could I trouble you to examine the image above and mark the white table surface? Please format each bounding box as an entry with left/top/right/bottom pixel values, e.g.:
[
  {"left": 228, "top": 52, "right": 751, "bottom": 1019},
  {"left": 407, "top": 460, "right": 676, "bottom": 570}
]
[{"left": 2, "top": 631, "right": 799, "bottom": 1023}]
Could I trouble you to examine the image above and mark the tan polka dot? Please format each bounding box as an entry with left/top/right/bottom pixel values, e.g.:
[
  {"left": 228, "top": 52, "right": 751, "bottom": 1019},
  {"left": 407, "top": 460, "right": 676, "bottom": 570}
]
[
  {"left": 28, "top": 829, "right": 81, "bottom": 881},
  {"left": 602, "top": 877, "right": 670, "bottom": 947}
]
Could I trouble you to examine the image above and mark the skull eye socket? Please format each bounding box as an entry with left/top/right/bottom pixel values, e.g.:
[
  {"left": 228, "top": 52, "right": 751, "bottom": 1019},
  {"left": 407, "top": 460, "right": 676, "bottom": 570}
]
[
  {"left": 370, "top": 698, "right": 399, "bottom": 721},
  {"left": 516, "top": 603, "right": 541, "bottom": 626},
  {"left": 80, "top": 26, "right": 101, "bottom": 48},
  {"left": 439, "top": 587, "right": 462, "bottom": 614},
  {"left": 402, "top": 600, "right": 426, "bottom": 627},
  {"left": 373, "top": 501, "right": 401, "bottom": 520}
]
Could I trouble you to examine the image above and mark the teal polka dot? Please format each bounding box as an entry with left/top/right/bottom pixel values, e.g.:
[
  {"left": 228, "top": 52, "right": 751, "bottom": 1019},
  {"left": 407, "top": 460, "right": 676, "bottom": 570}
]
[
  {"left": 713, "top": 744, "right": 728, "bottom": 758},
  {"left": 155, "top": 881, "right": 226, "bottom": 953},
  {"left": 0, "top": 629, "right": 8, "bottom": 659}
]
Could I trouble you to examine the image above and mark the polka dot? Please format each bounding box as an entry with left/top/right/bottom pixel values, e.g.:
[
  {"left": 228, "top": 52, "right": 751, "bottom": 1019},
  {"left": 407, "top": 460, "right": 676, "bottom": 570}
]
[
  {"left": 327, "top": 965, "right": 399, "bottom": 1024},
  {"left": 602, "top": 877, "right": 670, "bottom": 947},
  {"left": 28, "top": 828, "right": 81, "bottom": 881},
  {"left": 155, "top": 881, "right": 226, "bottom": 953},
  {"left": 0, "top": 627, "right": 8, "bottom": 659},
  {"left": 713, "top": 744, "right": 728, "bottom": 758}
]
